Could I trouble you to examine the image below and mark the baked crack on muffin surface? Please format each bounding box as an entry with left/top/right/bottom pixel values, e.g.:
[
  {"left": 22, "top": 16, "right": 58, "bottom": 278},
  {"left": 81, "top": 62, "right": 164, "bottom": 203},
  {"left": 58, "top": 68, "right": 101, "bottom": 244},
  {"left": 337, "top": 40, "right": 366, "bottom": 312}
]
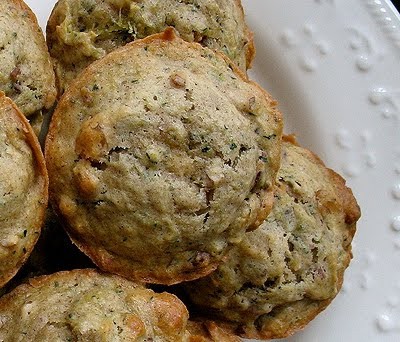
[
  {"left": 0, "top": 92, "right": 48, "bottom": 289},
  {"left": 47, "top": 0, "right": 254, "bottom": 94},
  {"left": 0, "top": 0, "right": 56, "bottom": 133},
  {"left": 181, "top": 137, "right": 360, "bottom": 339},
  {"left": 45, "top": 29, "right": 282, "bottom": 285}
]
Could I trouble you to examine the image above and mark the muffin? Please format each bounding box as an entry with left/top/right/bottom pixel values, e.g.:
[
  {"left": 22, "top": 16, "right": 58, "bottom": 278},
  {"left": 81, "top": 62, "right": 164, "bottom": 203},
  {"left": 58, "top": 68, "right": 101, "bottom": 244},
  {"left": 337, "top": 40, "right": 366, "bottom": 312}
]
[
  {"left": 45, "top": 29, "right": 283, "bottom": 285},
  {"left": 181, "top": 137, "right": 361, "bottom": 339},
  {"left": 0, "top": 0, "right": 57, "bottom": 133},
  {"left": 0, "top": 92, "right": 48, "bottom": 289},
  {"left": 46, "top": 0, "right": 254, "bottom": 94},
  {"left": 0, "top": 269, "right": 192, "bottom": 341}
]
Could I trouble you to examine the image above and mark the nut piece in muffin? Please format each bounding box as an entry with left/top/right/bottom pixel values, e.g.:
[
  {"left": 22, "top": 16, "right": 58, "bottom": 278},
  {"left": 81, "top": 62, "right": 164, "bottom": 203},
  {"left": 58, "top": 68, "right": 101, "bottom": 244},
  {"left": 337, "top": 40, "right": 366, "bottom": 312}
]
[
  {"left": 0, "top": 269, "right": 192, "bottom": 341},
  {"left": 45, "top": 29, "right": 283, "bottom": 285},
  {"left": 46, "top": 0, "right": 254, "bottom": 94},
  {"left": 181, "top": 137, "right": 361, "bottom": 339},
  {"left": 0, "top": 0, "right": 57, "bottom": 133},
  {"left": 0, "top": 92, "right": 48, "bottom": 289}
]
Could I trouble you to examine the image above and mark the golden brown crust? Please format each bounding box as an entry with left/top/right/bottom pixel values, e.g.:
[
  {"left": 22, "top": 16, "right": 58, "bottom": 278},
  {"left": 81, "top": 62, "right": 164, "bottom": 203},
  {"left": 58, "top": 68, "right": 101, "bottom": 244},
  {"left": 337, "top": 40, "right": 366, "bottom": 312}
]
[
  {"left": 181, "top": 140, "right": 360, "bottom": 339},
  {"left": 64, "top": 235, "right": 222, "bottom": 285},
  {"left": 0, "top": 92, "right": 48, "bottom": 288},
  {"left": 326, "top": 168, "right": 360, "bottom": 227},
  {"left": 0, "top": 0, "right": 56, "bottom": 118},
  {"left": 187, "top": 320, "right": 241, "bottom": 342},
  {"left": 0, "top": 269, "right": 191, "bottom": 341},
  {"left": 193, "top": 298, "right": 334, "bottom": 340},
  {"left": 234, "top": 0, "right": 255, "bottom": 69}
]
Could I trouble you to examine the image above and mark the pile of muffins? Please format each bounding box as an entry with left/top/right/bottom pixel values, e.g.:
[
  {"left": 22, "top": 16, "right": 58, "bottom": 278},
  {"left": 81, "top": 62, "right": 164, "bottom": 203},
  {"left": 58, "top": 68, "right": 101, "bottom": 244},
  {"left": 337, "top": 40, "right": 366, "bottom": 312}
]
[{"left": 0, "top": 0, "right": 361, "bottom": 341}]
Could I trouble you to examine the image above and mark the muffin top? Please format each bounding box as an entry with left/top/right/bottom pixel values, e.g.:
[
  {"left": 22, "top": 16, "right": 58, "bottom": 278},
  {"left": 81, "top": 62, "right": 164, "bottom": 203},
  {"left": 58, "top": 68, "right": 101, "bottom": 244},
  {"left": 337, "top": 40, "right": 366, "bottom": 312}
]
[
  {"left": 0, "top": 92, "right": 48, "bottom": 288},
  {"left": 45, "top": 29, "right": 282, "bottom": 285},
  {"left": 0, "top": 0, "right": 56, "bottom": 118},
  {"left": 47, "top": 0, "right": 254, "bottom": 94},
  {"left": 182, "top": 137, "right": 360, "bottom": 339},
  {"left": 0, "top": 269, "right": 191, "bottom": 341}
]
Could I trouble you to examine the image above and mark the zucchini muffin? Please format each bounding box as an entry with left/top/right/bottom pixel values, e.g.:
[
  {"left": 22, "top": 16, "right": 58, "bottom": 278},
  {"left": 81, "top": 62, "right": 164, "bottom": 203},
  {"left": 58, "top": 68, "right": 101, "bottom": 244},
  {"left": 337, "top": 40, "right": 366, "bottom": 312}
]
[
  {"left": 0, "top": 269, "right": 192, "bottom": 341},
  {"left": 45, "top": 29, "right": 282, "bottom": 285},
  {"left": 46, "top": 0, "right": 254, "bottom": 94},
  {"left": 0, "top": 0, "right": 56, "bottom": 133},
  {"left": 0, "top": 92, "right": 48, "bottom": 289},
  {"left": 181, "top": 137, "right": 360, "bottom": 339}
]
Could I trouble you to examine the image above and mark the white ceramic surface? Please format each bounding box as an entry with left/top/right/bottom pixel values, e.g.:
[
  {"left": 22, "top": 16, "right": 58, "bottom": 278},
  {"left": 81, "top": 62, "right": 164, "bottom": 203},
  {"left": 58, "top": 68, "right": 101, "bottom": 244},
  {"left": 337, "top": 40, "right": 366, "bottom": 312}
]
[{"left": 26, "top": 1, "right": 400, "bottom": 341}]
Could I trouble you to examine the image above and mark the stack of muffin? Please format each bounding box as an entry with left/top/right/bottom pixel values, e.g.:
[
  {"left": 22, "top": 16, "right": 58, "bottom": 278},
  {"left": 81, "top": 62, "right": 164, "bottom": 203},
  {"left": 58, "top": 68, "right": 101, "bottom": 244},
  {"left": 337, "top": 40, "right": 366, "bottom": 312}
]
[{"left": 0, "top": 1, "right": 361, "bottom": 341}]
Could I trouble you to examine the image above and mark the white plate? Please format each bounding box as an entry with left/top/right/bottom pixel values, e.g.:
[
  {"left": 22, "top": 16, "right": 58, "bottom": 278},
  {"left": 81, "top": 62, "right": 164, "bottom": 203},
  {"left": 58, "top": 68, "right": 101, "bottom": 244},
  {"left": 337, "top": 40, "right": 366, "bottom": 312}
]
[{"left": 27, "top": 1, "right": 400, "bottom": 341}]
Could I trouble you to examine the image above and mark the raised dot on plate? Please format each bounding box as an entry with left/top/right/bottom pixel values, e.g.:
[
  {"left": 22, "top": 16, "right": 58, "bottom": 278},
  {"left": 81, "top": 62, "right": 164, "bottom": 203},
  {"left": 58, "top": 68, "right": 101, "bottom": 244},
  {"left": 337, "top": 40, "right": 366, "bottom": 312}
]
[
  {"left": 315, "top": 41, "right": 330, "bottom": 55},
  {"left": 364, "top": 252, "right": 376, "bottom": 265},
  {"left": 391, "top": 216, "right": 400, "bottom": 231},
  {"left": 343, "top": 164, "right": 361, "bottom": 178},
  {"left": 356, "top": 55, "right": 373, "bottom": 71},
  {"left": 376, "top": 313, "right": 400, "bottom": 332},
  {"left": 281, "top": 30, "right": 297, "bottom": 48},
  {"left": 335, "top": 129, "right": 352, "bottom": 149},
  {"left": 381, "top": 107, "right": 395, "bottom": 119},
  {"left": 359, "top": 272, "right": 371, "bottom": 290},
  {"left": 303, "top": 23, "right": 315, "bottom": 36},
  {"left": 366, "top": 154, "right": 377, "bottom": 168},
  {"left": 392, "top": 184, "right": 400, "bottom": 200},
  {"left": 369, "top": 88, "right": 387, "bottom": 104},
  {"left": 299, "top": 56, "right": 317, "bottom": 72}
]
